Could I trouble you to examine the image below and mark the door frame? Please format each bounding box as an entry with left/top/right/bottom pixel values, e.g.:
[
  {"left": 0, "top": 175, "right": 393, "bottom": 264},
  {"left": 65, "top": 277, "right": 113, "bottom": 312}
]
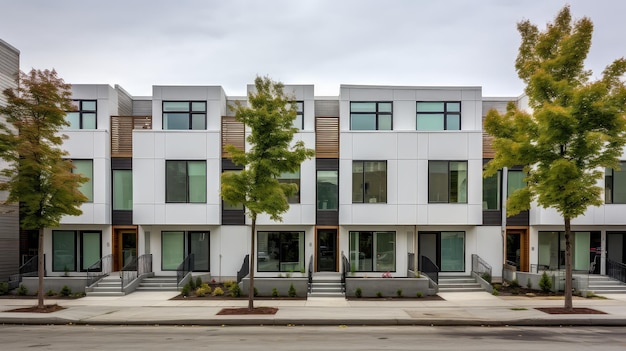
[
  {"left": 315, "top": 226, "right": 338, "bottom": 272},
  {"left": 112, "top": 226, "right": 137, "bottom": 271},
  {"left": 505, "top": 227, "right": 529, "bottom": 272}
]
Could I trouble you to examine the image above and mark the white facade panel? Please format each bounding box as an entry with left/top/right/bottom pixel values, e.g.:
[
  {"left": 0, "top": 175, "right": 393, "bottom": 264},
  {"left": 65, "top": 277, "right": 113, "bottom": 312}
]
[
  {"left": 474, "top": 226, "right": 504, "bottom": 278},
  {"left": 397, "top": 204, "right": 418, "bottom": 224},
  {"left": 428, "top": 205, "right": 468, "bottom": 224},
  {"left": 393, "top": 89, "right": 416, "bottom": 101},
  {"left": 164, "top": 204, "right": 213, "bottom": 224},
  {"left": 415, "top": 89, "right": 462, "bottom": 101},
  {"left": 393, "top": 101, "right": 416, "bottom": 130},
  {"left": 397, "top": 133, "right": 418, "bottom": 160},
  {"left": 350, "top": 133, "right": 397, "bottom": 160},
  {"left": 426, "top": 132, "right": 469, "bottom": 160},
  {"left": 396, "top": 160, "right": 418, "bottom": 204},
  {"left": 163, "top": 132, "right": 210, "bottom": 159}
]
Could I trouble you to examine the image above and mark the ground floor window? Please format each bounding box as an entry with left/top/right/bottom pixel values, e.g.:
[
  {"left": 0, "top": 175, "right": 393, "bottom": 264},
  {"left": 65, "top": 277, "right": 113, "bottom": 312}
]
[
  {"left": 538, "top": 231, "right": 601, "bottom": 271},
  {"left": 419, "top": 231, "right": 465, "bottom": 272},
  {"left": 161, "top": 231, "right": 210, "bottom": 271},
  {"left": 52, "top": 230, "right": 101, "bottom": 272},
  {"left": 349, "top": 231, "right": 396, "bottom": 272},
  {"left": 257, "top": 231, "right": 304, "bottom": 272}
]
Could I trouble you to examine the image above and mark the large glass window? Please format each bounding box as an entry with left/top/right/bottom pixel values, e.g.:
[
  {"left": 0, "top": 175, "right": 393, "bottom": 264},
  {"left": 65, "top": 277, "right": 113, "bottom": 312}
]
[
  {"left": 53, "top": 231, "right": 76, "bottom": 272},
  {"left": 277, "top": 169, "right": 300, "bottom": 203},
  {"left": 317, "top": 170, "right": 338, "bottom": 210},
  {"left": 161, "top": 231, "right": 184, "bottom": 270},
  {"left": 352, "top": 161, "right": 387, "bottom": 203},
  {"left": 349, "top": 231, "right": 396, "bottom": 272},
  {"left": 606, "top": 162, "right": 626, "bottom": 203},
  {"left": 257, "top": 231, "right": 304, "bottom": 272},
  {"left": 538, "top": 231, "right": 599, "bottom": 271},
  {"left": 507, "top": 170, "right": 526, "bottom": 198},
  {"left": 416, "top": 101, "right": 461, "bottom": 130},
  {"left": 483, "top": 171, "right": 501, "bottom": 210},
  {"left": 293, "top": 101, "right": 304, "bottom": 130},
  {"left": 189, "top": 231, "right": 210, "bottom": 272},
  {"left": 113, "top": 170, "right": 133, "bottom": 210},
  {"left": 166, "top": 160, "right": 207, "bottom": 203},
  {"left": 66, "top": 100, "right": 96, "bottom": 129},
  {"left": 81, "top": 231, "right": 101, "bottom": 271},
  {"left": 222, "top": 170, "right": 244, "bottom": 210},
  {"left": 350, "top": 102, "right": 392, "bottom": 130},
  {"left": 441, "top": 232, "right": 465, "bottom": 271},
  {"left": 163, "top": 101, "right": 206, "bottom": 130},
  {"left": 72, "top": 159, "right": 93, "bottom": 202},
  {"left": 428, "top": 161, "right": 467, "bottom": 203}
]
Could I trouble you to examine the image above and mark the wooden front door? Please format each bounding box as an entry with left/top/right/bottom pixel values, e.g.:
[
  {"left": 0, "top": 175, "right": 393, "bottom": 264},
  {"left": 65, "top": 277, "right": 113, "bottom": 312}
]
[{"left": 113, "top": 229, "right": 137, "bottom": 271}]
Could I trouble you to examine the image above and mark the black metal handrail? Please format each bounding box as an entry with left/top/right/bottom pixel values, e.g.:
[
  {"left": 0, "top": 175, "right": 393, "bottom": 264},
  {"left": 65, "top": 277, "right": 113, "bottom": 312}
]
[
  {"left": 138, "top": 254, "right": 153, "bottom": 276},
  {"left": 307, "top": 254, "right": 313, "bottom": 293},
  {"left": 607, "top": 258, "right": 626, "bottom": 284},
  {"left": 471, "top": 254, "right": 492, "bottom": 282},
  {"left": 341, "top": 252, "right": 349, "bottom": 293},
  {"left": 176, "top": 253, "right": 194, "bottom": 287},
  {"left": 86, "top": 254, "right": 112, "bottom": 287},
  {"left": 120, "top": 255, "right": 138, "bottom": 291},
  {"left": 237, "top": 254, "right": 249, "bottom": 283},
  {"left": 8, "top": 254, "right": 44, "bottom": 290},
  {"left": 420, "top": 255, "right": 439, "bottom": 284}
]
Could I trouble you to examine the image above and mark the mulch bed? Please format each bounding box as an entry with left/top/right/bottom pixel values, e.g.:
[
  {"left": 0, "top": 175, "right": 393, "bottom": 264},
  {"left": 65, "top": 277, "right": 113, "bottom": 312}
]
[
  {"left": 6, "top": 304, "right": 66, "bottom": 313},
  {"left": 217, "top": 307, "right": 278, "bottom": 315},
  {"left": 536, "top": 307, "right": 606, "bottom": 315},
  {"left": 347, "top": 295, "right": 444, "bottom": 301}
]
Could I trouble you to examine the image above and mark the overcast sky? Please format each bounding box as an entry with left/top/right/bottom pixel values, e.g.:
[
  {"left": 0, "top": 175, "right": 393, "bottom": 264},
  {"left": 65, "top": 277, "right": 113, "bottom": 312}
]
[{"left": 1, "top": 0, "right": 625, "bottom": 98}]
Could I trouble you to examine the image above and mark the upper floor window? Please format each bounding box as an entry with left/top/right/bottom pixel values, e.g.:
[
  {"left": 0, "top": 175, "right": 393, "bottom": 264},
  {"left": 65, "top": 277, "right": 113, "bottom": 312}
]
[
  {"left": 606, "top": 162, "right": 626, "bottom": 204},
  {"left": 483, "top": 171, "right": 501, "bottom": 210},
  {"left": 507, "top": 169, "right": 525, "bottom": 198},
  {"left": 352, "top": 161, "right": 387, "bottom": 203},
  {"left": 416, "top": 101, "right": 461, "bottom": 130},
  {"left": 113, "top": 170, "right": 132, "bottom": 210},
  {"left": 67, "top": 100, "right": 96, "bottom": 129},
  {"left": 166, "top": 160, "right": 207, "bottom": 203},
  {"left": 163, "top": 101, "right": 206, "bottom": 130},
  {"left": 317, "top": 170, "right": 338, "bottom": 210},
  {"left": 429, "top": 160, "right": 467, "bottom": 203},
  {"left": 71, "top": 159, "right": 93, "bottom": 202},
  {"left": 350, "top": 102, "right": 392, "bottom": 130},
  {"left": 277, "top": 169, "right": 300, "bottom": 203},
  {"left": 293, "top": 101, "right": 304, "bottom": 130},
  {"left": 222, "top": 170, "right": 244, "bottom": 210}
]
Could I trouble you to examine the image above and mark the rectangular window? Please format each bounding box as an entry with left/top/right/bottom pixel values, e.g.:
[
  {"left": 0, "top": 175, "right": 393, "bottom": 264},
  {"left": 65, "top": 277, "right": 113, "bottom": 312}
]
[
  {"left": 483, "top": 171, "right": 501, "bottom": 210},
  {"left": 72, "top": 159, "right": 93, "bottom": 202},
  {"left": 163, "top": 101, "right": 207, "bottom": 130},
  {"left": 507, "top": 170, "right": 525, "bottom": 198},
  {"left": 349, "top": 231, "right": 396, "bottom": 272},
  {"left": 222, "top": 170, "right": 244, "bottom": 210},
  {"left": 606, "top": 162, "right": 626, "bottom": 203},
  {"left": 113, "top": 170, "right": 133, "bottom": 210},
  {"left": 538, "top": 231, "right": 599, "bottom": 271},
  {"left": 66, "top": 100, "right": 97, "bottom": 129},
  {"left": 81, "top": 231, "right": 101, "bottom": 271},
  {"left": 161, "top": 231, "right": 184, "bottom": 270},
  {"left": 416, "top": 101, "right": 461, "bottom": 130},
  {"left": 189, "top": 231, "right": 210, "bottom": 272},
  {"left": 53, "top": 231, "right": 76, "bottom": 272},
  {"left": 293, "top": 101, "right": 304, "bottom": 130},
  {"left": 350, "top": 102, "right": 392, "bottom": 130},
  {"left": 166, "top": 160, "right": 207, "bottom": 203},
  {"left": 277, "top": 169, "right": 300, "bottom": 203},
  {"left": 428, "top": 161, "right": 467, "bottom": 203},
  {"left": 440, "top": 232, "right": 465, "bottom": 271},
  {"left": 257, "top": 231, "right": 304, "bottom": 272},
  {"left": 352, "top": 161, "right": 387, "bottom": 203},
  {"left": 317, "top": 170, "right": 338, "bottom": 210}
]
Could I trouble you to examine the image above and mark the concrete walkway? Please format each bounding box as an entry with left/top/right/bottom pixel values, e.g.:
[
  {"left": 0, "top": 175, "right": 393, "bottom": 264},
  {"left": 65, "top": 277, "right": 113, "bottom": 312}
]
[{"left": 3, "top": 291, "right": 626, "bottom": 326}]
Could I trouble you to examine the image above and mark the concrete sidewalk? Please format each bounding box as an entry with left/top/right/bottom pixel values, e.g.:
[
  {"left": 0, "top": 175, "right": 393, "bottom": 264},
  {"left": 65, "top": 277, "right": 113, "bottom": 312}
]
[{"left": 2, "top": 291, "right": 626, "bottom": 326}]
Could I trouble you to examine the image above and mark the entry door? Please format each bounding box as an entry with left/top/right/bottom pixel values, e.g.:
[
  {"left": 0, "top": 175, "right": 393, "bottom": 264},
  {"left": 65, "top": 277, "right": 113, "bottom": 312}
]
[
  {"left": 317, "top": 229, "right": 337, "bottom": 272},
  {"left": 113, "top": 230, "right": 137, "bottom": 271},
  {"left": 418, "top": 233, "right": 439, "bottom": 269},
  {"left": 506, "top": 230, "right": 529, "bottom": 272}
]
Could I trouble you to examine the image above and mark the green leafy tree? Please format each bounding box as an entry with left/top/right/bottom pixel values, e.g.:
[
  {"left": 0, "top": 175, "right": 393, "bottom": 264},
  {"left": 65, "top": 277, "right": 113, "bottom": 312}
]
[
  {"left": 484, "top": 6, "right": 626, "bottom": 310},
  {"left": 221, "top": 76, "right": 314, "bottom": 310},
  {"left": 0, "top": 69, "right": 88, "bottom": 309}
]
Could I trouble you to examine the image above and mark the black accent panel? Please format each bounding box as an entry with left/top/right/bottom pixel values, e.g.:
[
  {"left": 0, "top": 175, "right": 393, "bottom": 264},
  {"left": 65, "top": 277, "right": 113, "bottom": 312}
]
[
  {"left": 316, "top": 158, "right": 339, "bottom": 170},
  {"left": 112, "top": 210, "right": 133, "bottom": 225},
  {"left": 222, "top": 158, "right": 243, "bottom": 170},
  {"left": 222, "top": 210, "right": 246, "bottom": 225},
  {"left": 482, "top": 210, "right": 502, "bottom": 226},
  {"left": 316, "top": 210, "right": 338, "bottom": 226},
  {"left": 112, "top": 158, "right": 132, "bottom": 170},
  {"left": 508, "top": 211, "right": 529, "bottom": 226}
]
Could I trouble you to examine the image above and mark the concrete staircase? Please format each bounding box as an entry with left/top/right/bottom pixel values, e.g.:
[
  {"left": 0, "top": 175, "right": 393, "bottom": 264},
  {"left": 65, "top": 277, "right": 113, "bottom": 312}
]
[
  {"left": 86, "top": 273, "right": 125, "bottom": 296},
  {"left": 135, "top": 276, "right": 179, "bottom": 292},
  {"left": 308, "top": 272, "right": 345, "bottom": 297},
  {"left": 586, "top": 275, "right": 626, "bottom": 295},
  {"left": 437, "top": 275, "right": 485, "bottom": 293}
]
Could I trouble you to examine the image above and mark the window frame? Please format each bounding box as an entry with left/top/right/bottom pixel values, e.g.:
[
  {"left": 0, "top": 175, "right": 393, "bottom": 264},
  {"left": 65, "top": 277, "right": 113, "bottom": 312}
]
[
  {"left": 352, "top": 160, "right": 387, "bottom": 204},
  {"left": 162, "top": 100, "right": 207, "bottom": 130},
  {"left": 71, "top": 159, "right": 94, "bottom": 203},
  {"left": 293, "top": 101, "right": 304, "bottom": 130},
  {"left": 277, "top": 168, "right": 301, "bottom": 204},
  {"left": 349, "top": 231, "right": 396, "bottom": 272},
  {"left": 165, "top": 160, "right": 207, "bottom": 203},
  {"left": 67, "top": 100, "right": 97, "bottom": 129},
  {"left": 606, "top": 161, "right": 626, "bottom": 204},
  {"left": 416, "top": 101, "right": 461, "bottom": 131},
  {"left": 257, "top": 231, "right": 305, "bottom": 272},
  {"left": 482, "top": 170, "right": 501, "bottom": 210},
  {"left": 52, "top": 230, "right": 102, "bottom": 273},
  {"left": 112, "top": 169, "right": 133, "bottom": 210},
  {"left": 428, "top": 160, "right": 468, "bottom": 204},
  {"left": 350, "top": 101, "right": 393, "bottom": 130}
]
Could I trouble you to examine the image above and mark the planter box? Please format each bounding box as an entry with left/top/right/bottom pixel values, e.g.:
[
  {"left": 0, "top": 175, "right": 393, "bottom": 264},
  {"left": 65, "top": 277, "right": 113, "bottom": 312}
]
[
  {"left": 345, "top": 277, "right": 432, "bottom": 297},
  {"left": 240, "top": 277, "right": 308, "bottom": 298},
  {"left": 21, "top": 277, "right": 89, "bottom": 294}
]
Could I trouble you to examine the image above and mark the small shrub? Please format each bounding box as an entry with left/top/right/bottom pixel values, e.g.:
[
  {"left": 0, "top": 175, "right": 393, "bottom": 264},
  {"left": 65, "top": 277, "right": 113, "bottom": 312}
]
[
  {"left": 223, "top": 280, "right": 237, "bottom": 290},
  {"left": 539, "top": 272, "right": 552, "bottom": 293},
  {"left": 288, "top": 283, "right": 297, "bottom": 297},
  {"left": 46, "top": 289, "right": 56, "bottom": 297},
  {"left": 492, "top": 283, "right": 502, "bottom": 290},
  {"left": 416, "top": 291, "right": 423, "bottom": 298},
  {"left": 253, "top": 287, "right": 259, "bottom": 297},
  {"left": 492, "top": 288, "right": 499, "bottom": 296},
  {"left": 189, "top": 278, "right": 197, "bottom": 290},
  {"left": 212, "top": 287, "right": 224, "bottom": 296},
  {"left": 355, "top": 287, "right": 362, "bottom": 298},
  {"left": 481, "top": 272, "right": 492, "bottom": 284},
  {"left": 73, "top": 292, "right": 86, "bottom": 298},
  {"left": 509, "top": 279, "right": 520, "bottom": 289},
  {"left": 396, "top": 288, "right": 403, "bottom": 298},
  {"left": 511, "top": 288, "right": 520, "bottom": 295},
  {"left": 196, "top": 284, "right": 211, "bottom": 297},
  {"left": 0, "top": 282, "right": 9, "bottom": 295},
  {"left": 195, "top": 277, "right": 202, "bottom": 289},
  {"left": 17, "top": 284, "right": 28, "bottom": 296},
  {"left": 230, "top": 283, "right": 241, "bottom": 297},
  {"left": 181, "top": 284, "right": 191, "bottom": 297},
  {"left": 376, "top": 291, "right": 383, "bottom": 298},
  {"left": 271, "top": 288, "right": 279, "bottom": 297},
  {"left": 60, "top": 285, "right": 72, "bottom": 297},
  {"left": 526, "top": 278, "right": 532, "bottom": 289}
]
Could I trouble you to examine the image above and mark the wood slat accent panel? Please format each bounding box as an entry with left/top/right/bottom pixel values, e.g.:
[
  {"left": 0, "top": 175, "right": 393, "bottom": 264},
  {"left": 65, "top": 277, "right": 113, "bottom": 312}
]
[
  {"left": 315, "top": 117, "right": 339, "bottom": 158},
  {"left": 222, "top": 116, "right": 245, "bottom": 157},
  {"left": 482, "top": 115, "right": 495, "bottom": 159},
  {"left": 111, "top": 116, "right": 152, "bottom": 158}
]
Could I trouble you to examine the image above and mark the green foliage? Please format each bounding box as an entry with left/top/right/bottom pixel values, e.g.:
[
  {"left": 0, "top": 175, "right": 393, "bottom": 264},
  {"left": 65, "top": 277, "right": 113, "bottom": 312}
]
[
  {"left": 396, "top": 289, "right": 403, "bottom": 298},
  {"left": 195, "top": 284, "right": 211, "bottom": 297},
  {"left": 288, "top": 283, "right": 297, "bottom": 297},
  {"left": 0, "top": 282, "right": 8, "bottom": 295},
  {"left": 189, "top": 278, "right": 196, "bottom": 290},
  {"left": 195, "top": 277, "right": 203, "bottom": 289},
  {"left": 375, "top": 291, "right": 383, "bottom": 298},
  {"left": 212, "top": 287, "right": 224, "bottom": 296},
  {"left": 481, "top": 272, "right": 492, "bottom": 284},
  {"left": 17, "top": 284, "right": 28, "bottom": 296},
  {"left": 509, "top": 279, "right": 521, "bottom": 289},
  {"left": 181, "top": 283, "right": 191, "bottom": 297},
  {"left": 223, "top": 280, "right": 237, "bottom": 290},
  {"left": 355, "top": 287, "right": 362, "bottom": 298},
  {"left": 60, "top": 285, "right": 72, "bottom": 297},
  {"left": 230, "top": 283, "right": 241, "bottom": 297},
  {"left": 253, "top": 287, "right": 259, "bottom": 297},
  {"left": 539, "top": 272, "right": 553, "bottom": 293},
  {"left": 492, "top": 288, "right": 499, "bottom": 296},
  {"left": 416, "top": 291, "right": 423, "bottom": 298},
  {"left": 271, "top": 288, "right": 279, "bottom": 297}
]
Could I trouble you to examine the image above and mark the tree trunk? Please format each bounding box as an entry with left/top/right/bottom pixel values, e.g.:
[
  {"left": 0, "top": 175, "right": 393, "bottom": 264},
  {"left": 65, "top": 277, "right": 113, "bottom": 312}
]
[
  {"left": 248, "top": 216, "right": 256, "bottom": 310},
  {"left": 564, "top": 216, "right": 573, "bottom": 311},
  {"left": 37, "top": 227, "right": 44, "bottom": 309}
]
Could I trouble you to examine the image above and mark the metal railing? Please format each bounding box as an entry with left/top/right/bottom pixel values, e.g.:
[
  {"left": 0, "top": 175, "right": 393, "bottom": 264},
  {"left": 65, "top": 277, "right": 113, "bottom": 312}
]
[
  {"left": 237, "top": 254, "right": 249, "bottom": 283},
  {"left": 120, "top": 256, "right": 138, "bottom": 291},
  {"left": 420, "top": 255, "right": 439, "bottom": 284},
  {"left": 408, "top": 253, "right": 415, "bottom": 271},
  {"left": 177, "top": 253, "right": 194, "bottom": 287},
  {"left": 607, "top": 259, "right": 626, "bottom": 284},
  {"left": 86, "top": 254, "right": 112, "bottom": 287},
  {"left": 341, "top": 252, "right": 350, "bottom": 293},
  {"left": 138, "top": 254, "right": 153, "bottom": 276},
  {"left": 307, "top": 254, "right": 313, "bottom": 293},
  {"left": 471, "top": 254, "right": 493, "bottom": 283}
]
